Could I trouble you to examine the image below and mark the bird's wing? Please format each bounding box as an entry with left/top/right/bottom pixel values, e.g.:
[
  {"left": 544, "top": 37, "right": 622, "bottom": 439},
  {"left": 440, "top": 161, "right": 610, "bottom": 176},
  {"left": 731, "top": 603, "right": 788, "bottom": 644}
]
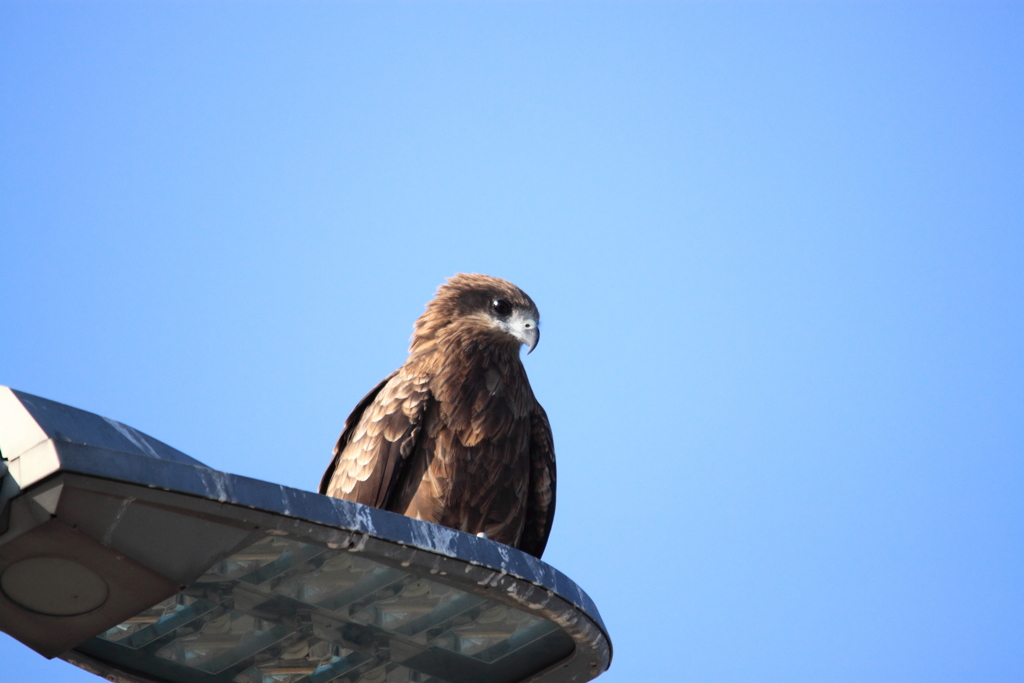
[
  {"left": 518, "top": 404, "right": 557, "bottom": 559},
  {"left": 319, "top": 369, "right": 432, "bottom": 508}
]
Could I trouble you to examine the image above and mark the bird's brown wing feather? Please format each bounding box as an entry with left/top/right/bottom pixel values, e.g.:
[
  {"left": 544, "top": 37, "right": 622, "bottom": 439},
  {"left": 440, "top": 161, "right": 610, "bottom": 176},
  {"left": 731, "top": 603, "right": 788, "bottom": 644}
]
[
  {"left": 319, "top": 371, "right": 395, "bottom": 495},
  {"left": 319, "top": 369, "right": 432, "bottom": 508},
  {"left": 518, "top": 405, "right": 557, "bottom": 558}
]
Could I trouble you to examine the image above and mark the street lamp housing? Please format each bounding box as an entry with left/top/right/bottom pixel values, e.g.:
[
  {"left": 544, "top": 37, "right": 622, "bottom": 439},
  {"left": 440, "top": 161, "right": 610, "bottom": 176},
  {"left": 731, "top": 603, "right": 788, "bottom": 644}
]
[{"left": 0, "top": 387, "right": 611, "bottom": 683}]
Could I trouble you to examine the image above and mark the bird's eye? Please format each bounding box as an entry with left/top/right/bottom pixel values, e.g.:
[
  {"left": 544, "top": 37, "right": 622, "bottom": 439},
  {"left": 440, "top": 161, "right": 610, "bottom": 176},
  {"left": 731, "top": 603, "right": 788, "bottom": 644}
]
[{"left": 491, "top": 299, "right": 512, "bottom": 317}]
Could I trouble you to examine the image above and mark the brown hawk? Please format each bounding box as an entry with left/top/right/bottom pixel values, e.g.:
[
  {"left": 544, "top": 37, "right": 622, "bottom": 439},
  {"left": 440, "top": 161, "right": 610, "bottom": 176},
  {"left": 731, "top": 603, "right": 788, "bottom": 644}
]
[{"left": 320, "top": 273, "right": 556, "bottom": 558}]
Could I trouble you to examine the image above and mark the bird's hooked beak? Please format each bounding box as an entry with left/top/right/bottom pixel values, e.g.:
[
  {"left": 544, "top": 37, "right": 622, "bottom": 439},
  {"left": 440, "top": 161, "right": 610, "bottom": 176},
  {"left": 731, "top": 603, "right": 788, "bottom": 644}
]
[{"left": 509, "top": 310, "right": 540, "bottom": 354}]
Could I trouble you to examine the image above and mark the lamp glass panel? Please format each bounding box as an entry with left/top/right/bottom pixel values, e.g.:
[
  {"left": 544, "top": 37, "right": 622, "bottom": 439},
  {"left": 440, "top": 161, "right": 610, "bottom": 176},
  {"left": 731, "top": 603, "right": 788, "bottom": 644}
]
[{"left": 95, "top": 535, "right": 573, "bottom": 683}]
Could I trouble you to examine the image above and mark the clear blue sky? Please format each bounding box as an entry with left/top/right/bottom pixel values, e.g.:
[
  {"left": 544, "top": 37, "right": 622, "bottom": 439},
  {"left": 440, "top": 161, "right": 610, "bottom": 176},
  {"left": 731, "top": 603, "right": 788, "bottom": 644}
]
[{"left": 2, "top": 3, "right": 1022, "bottom": 682}]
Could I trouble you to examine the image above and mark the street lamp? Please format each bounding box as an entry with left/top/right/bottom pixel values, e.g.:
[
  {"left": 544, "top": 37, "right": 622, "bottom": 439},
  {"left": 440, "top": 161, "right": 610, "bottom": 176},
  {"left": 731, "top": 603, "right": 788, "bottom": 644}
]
[{"left": 0, "top": 387, "right": 611, "bottom": 683}]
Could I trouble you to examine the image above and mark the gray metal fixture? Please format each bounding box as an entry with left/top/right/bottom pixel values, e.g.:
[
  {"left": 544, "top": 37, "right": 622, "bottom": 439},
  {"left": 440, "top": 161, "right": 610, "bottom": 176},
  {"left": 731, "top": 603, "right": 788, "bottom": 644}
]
[{"left": 0, "top": 387, "right": 611, "bottom": 683}]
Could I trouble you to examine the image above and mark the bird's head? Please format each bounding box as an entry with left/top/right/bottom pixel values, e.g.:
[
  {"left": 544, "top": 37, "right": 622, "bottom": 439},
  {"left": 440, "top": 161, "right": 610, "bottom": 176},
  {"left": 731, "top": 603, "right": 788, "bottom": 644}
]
[{"left": 412, "top": 273, "right": 541, "bottom": 356}]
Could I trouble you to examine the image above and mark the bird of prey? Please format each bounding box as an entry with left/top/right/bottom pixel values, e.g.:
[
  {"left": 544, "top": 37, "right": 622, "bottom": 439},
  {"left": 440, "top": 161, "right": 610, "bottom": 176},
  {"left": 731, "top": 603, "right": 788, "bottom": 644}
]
[{"left": 320, "top": 274, "right": 556, "bottom": 559}]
